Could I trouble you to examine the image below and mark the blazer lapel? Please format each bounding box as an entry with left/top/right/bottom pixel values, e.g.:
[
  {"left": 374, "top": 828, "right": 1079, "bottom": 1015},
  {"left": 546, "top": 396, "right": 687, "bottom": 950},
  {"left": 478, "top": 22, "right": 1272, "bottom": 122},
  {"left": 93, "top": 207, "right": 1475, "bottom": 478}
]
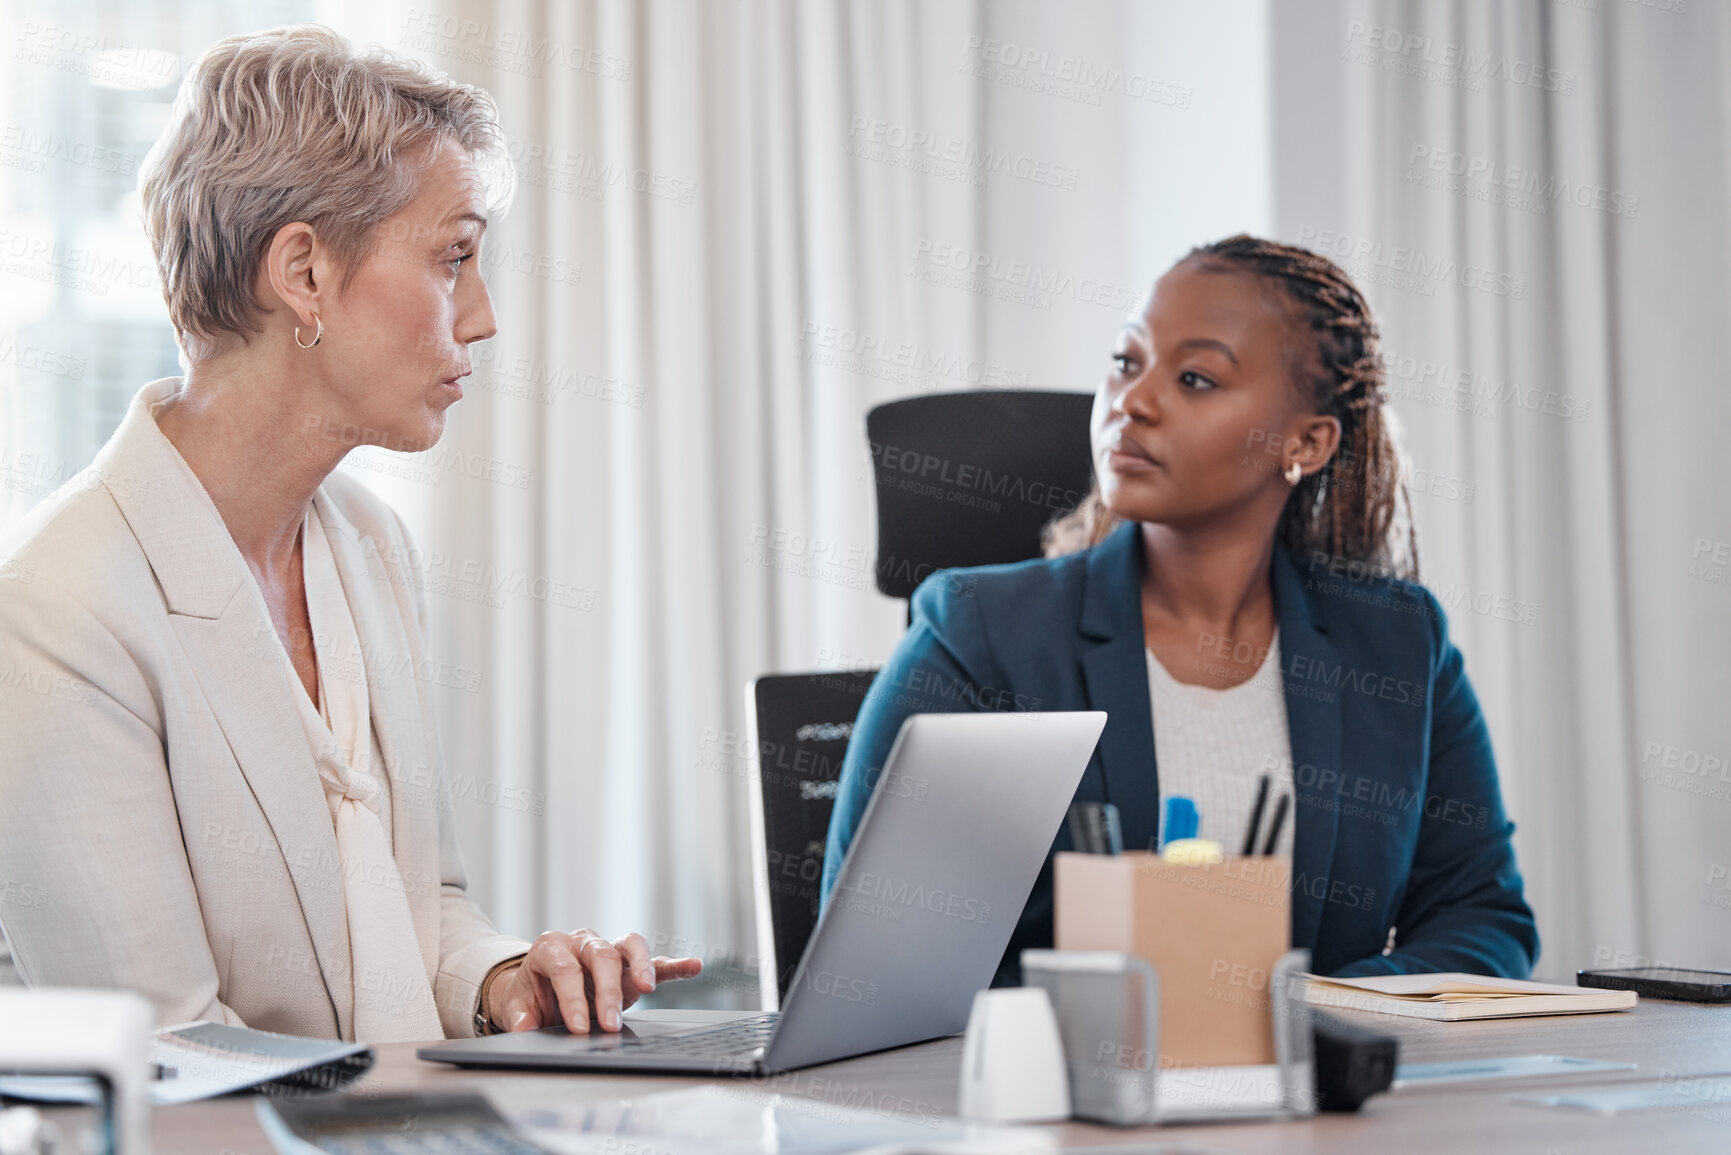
[
  {"left": 1270, "top": 546, "right": 1343, "bottom": 957},
  {"left": 95, "top": 380, "right": 355, "bottom": 1039},
  {"left": 1078, "top": 522, "right": 1161, "bottom": 852},
  {"left": 314, "top": 490, "right": 441, "bottom": 986},
  {"left": 1073, "top": 523, "right": 1347, "bottom": 957}
]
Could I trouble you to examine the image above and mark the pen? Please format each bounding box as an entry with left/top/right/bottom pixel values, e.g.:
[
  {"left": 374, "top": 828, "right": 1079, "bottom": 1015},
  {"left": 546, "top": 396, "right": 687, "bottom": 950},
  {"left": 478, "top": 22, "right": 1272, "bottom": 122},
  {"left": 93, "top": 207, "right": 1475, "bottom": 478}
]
[
  {"left": 1163, "top": 795, "right": 1199, "bottom": 846},
  {"left": 1066, "top": 801, "right": 1124, "bottom": 855},
  {"left": 1260, "top": 792, "right": 1290, "bottom": 855},
  {"left": 1241, "top": 774, "right": 1271, "bottom": 856}
]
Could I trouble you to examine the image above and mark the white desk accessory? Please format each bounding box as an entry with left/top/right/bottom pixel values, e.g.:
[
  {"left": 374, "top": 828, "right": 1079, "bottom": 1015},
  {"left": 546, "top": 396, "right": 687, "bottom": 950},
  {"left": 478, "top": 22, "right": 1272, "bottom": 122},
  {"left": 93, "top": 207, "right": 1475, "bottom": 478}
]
[
  {"left": 0, "top": 988, "right": 153, "bottom": 1155},
  {"left": 957, "top": 986, "right": 1072, "bottom": 1123}
]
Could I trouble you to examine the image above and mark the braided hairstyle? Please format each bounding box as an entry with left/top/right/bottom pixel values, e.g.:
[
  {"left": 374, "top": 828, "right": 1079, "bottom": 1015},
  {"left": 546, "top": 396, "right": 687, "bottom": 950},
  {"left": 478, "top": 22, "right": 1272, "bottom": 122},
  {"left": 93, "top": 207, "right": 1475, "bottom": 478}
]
[{"left": 1043, "top": 234, "right": 1420, "bottom": 581}]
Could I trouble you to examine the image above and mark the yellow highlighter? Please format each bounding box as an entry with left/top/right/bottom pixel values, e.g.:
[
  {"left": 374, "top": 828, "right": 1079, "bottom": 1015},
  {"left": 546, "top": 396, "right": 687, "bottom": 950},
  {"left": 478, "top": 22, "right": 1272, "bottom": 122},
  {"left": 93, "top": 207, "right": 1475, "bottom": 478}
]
[
  {"left": 1157, "top": 796, "right": 1223, "bottom": 863},
  {"left": 1160, "top": 837, "right": 1224, "bottom": 865}
]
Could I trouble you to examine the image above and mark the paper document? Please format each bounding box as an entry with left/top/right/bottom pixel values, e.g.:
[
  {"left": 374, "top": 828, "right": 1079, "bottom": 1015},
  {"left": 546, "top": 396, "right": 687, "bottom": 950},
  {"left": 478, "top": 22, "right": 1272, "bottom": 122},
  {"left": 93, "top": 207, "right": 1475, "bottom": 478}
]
[
  {"left": 148, "top": 1022, "right": 373, "bottom": 1104},
  {"left": 0, "top": 1022, "right": 373, "bottom": 1106},
  {"left": 1302, "top": 972, "right": 1637, "bottom": 1021}
]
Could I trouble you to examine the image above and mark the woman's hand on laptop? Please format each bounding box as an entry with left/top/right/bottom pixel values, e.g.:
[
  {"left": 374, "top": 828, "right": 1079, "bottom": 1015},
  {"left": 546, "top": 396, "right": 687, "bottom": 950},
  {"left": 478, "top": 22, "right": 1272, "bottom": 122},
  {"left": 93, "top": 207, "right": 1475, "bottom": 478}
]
[{"left": 486, "top": 929, "right": 704, "bottom": 1034}]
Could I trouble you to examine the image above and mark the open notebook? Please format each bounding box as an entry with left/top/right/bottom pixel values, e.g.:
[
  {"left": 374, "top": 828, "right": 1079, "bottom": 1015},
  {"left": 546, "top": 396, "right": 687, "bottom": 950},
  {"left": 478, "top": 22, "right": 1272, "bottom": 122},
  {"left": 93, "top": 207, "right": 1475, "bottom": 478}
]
[{"left": 1302, "top": 972, "right": 1638, "bottom": 1021}]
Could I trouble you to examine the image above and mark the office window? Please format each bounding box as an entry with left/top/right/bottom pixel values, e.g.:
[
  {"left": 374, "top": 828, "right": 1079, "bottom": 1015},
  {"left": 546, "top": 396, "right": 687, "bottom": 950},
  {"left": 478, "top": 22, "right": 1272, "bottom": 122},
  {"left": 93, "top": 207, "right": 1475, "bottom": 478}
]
[
  {"left": 0, "top": 1, "right": 309, "bottom": 534},
  {"left": 0, "top": 0, "right": 310, "bottom": 983}
]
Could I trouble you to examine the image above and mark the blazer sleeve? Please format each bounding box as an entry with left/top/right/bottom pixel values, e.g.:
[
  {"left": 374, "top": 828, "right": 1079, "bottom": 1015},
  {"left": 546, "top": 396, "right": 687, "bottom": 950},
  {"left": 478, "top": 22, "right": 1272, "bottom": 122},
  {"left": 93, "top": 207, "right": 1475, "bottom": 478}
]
[
  {"left": 432, "top": 799, "right": 530, "bottom": 1036},
  {"left": 1331, "top": 593, "right": 1541, "bottom": 978},
  {"left": 821, "top": 570, "right": 1002, "bottom": 901},
  {"left": 391, "top": 509, "right": 530, "bottom": 1036},
  {"left": 0, "top": 580, "right": 246, "bottom": 1027}
]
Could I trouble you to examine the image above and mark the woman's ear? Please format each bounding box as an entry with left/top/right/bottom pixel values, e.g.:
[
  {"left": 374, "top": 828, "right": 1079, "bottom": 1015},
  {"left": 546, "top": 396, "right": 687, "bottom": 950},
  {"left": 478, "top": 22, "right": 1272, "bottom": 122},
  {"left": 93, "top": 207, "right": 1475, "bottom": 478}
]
[
  {"left": 1294, "top": 413, "right": 1343, "bottom": 474},
  {"left": 259, "top": 220, "right": 324, "bottom": 327}
]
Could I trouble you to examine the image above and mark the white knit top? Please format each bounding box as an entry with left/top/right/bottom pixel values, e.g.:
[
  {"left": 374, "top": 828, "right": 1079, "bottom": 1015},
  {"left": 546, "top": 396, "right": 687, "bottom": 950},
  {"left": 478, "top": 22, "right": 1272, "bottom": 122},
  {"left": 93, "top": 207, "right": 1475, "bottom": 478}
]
[{"left": 1147, "top": 630, "right": 1295, "bottom": 858}]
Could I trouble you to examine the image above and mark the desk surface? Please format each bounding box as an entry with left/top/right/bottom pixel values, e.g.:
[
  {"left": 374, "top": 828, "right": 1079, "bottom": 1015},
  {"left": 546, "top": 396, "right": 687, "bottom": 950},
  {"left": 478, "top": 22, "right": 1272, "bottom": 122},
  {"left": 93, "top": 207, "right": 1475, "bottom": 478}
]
[{"left": 154, "top": 999, "right": 1731, "bottom": 1155}]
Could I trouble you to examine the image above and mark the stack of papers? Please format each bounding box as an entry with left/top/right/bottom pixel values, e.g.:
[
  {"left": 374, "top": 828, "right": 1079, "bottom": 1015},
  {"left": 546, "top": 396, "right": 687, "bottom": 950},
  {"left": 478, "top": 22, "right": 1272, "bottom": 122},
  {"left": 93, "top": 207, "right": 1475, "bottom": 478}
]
[
  {"left": 148, "top": 1022, "right": 372, "bottom": 1104},
  {"left": 1302, "top": 973, "right": 1637, "bottom": 1021},
  {"left": 0, "top": 1022, "right": 372, "bottom": 1106}
]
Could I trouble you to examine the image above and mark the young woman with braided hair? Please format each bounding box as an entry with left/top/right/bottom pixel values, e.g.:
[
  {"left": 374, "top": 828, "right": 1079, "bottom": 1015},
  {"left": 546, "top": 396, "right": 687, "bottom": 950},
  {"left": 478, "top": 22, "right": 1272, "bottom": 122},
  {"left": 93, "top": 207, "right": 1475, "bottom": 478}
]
[
  {"left": 823, "top": 234, "right": 1538, "bottom": 985},
  {"left": 1045, "top": 235, "right": 1418, "bottom": 582}
]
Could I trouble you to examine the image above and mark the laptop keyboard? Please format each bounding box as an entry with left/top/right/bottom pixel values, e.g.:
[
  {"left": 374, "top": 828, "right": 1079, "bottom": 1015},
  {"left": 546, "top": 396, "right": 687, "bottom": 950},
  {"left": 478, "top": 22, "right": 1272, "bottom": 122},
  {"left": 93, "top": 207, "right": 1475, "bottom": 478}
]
[{"left": 612, "top": 1013, "right": 779, "bottom": 1057}]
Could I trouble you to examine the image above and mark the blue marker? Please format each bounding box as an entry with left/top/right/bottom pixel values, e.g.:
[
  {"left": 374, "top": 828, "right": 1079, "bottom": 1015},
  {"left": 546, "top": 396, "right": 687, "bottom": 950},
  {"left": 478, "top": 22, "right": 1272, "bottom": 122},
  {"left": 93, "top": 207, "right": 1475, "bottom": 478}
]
[{"left": 1162, "top": 795, "right": 1199, "bottom": 846}]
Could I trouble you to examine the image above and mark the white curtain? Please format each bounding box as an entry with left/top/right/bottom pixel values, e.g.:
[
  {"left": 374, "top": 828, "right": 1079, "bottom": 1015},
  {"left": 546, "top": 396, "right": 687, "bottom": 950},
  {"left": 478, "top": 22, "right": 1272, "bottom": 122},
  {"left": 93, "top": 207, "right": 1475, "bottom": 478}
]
[
  {"left": 10, "top": 0, "right": 1719, "bottom": 998},
  {"left": 13, "top": 0, "right": 1715, "bottom": 997},
  {"left": 1273, "top": 0, "right": 1731, "bottom": 976},
  {"left": 319, "top": 0, "right": 1271, "bottom": 1004}
]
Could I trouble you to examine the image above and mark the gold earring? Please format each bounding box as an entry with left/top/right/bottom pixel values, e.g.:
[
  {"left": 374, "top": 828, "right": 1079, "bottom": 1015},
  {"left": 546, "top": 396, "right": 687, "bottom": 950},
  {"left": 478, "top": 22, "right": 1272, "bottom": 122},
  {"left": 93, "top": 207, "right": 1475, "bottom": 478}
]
[
  {"left": 1284, "top": 460, "right": 1303, "bottom": 486},
  {"left": 294, "top": 314, "right": 324, "bottom": 349}
]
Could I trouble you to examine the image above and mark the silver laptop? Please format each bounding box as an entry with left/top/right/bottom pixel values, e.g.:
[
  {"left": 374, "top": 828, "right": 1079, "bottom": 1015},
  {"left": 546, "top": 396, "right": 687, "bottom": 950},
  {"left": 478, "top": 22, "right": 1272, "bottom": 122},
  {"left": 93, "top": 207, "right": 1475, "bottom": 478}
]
[{"left": 418, "top": 710, "right": 1106, "bottom": 1075}]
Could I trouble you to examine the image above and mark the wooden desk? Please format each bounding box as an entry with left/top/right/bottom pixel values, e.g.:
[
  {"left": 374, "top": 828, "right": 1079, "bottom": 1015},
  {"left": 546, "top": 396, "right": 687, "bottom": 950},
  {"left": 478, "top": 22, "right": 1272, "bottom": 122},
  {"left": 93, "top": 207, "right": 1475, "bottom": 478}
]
[{"left": 152, "top": 1000, "right": 1731, "bottom": 1154}]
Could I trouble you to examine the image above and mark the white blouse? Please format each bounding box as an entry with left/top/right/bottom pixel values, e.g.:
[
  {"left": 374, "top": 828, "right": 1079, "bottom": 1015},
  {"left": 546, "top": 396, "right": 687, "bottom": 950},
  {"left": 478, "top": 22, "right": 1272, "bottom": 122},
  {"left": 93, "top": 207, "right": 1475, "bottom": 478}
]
[
  {"left": 1146, "top": 629, "right": 1296, "bottom": 858},
  {"left": 284, "top": 503, "right": 444, "bottom": 1042}
]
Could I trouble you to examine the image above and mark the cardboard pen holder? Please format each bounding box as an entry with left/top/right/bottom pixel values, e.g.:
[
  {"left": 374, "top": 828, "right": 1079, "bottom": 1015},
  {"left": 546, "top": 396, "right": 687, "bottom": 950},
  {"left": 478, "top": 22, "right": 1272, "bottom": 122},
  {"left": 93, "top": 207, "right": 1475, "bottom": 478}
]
[{"left": 1053, "top": 850, "right": 1314, "bottom": 1121}]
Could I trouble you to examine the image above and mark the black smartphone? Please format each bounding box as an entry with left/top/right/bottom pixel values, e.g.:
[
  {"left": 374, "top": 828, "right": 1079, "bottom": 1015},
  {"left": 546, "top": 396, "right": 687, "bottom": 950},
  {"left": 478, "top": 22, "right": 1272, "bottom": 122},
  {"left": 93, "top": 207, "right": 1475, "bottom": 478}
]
[{"left": 1576, "top": 966, "right": 1731, "bottom": 1003}]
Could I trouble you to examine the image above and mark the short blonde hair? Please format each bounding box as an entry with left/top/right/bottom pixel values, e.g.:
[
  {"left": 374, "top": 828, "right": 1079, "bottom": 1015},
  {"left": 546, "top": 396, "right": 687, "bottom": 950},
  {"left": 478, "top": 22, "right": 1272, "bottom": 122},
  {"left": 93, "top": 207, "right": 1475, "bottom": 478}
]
[{"left": 139, "top": 24, "right": 512, "bottom": 356}]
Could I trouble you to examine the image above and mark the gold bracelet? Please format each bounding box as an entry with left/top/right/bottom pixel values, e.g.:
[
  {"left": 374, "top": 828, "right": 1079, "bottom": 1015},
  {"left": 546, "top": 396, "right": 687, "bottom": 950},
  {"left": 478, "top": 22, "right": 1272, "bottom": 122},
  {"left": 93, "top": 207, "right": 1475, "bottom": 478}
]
[{"left": 474, "top": 954, "right": 527, "bottom": 1036}]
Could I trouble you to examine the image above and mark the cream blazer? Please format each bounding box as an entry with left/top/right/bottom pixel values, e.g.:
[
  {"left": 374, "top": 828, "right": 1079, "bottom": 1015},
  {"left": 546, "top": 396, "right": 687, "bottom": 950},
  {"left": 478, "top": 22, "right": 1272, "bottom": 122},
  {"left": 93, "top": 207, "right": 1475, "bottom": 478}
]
[{"left": 0, "top": 378, "right": 529, "bottom": 1038}]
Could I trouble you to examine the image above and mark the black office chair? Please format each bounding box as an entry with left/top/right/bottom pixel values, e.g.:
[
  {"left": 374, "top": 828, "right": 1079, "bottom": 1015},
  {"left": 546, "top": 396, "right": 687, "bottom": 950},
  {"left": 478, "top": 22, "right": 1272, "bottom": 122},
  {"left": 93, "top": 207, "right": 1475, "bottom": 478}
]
[
  {"left": 747, "top": 389, "right": 1096, "bottom": 1007},
  {"left": 746, "top": 670, "right": 878, "bottom": 1008},
  {"left": 866, "top": 390, "right": 1096, "bottom": 601}
]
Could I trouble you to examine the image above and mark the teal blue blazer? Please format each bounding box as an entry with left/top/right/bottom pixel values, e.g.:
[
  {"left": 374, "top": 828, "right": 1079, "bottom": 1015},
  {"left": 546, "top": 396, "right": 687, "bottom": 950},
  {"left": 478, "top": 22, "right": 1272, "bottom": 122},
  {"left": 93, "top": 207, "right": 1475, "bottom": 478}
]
[{"left": 821, "top": 520, "right": 1539, "bottom": 984}]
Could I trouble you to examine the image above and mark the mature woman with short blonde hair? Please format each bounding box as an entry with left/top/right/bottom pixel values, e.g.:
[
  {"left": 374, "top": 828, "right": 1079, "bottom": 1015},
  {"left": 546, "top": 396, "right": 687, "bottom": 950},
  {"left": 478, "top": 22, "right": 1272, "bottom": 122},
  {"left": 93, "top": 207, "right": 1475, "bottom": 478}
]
[{"left": 0, "top": 25, "right": 697, "bottom": 1042}]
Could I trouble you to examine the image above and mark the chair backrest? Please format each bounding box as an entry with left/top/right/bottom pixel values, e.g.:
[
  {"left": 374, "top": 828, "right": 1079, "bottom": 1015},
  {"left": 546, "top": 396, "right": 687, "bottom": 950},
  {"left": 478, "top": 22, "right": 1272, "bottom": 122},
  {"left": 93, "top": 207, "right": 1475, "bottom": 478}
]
[
  {"left": 742, "top": 391, "right": 1093, "bottom": 1004},
  {"left": 866, "top": 389, "right": 1096, "bottom": 598},
  {"left": 746, "top": 669, "right": 879, "bottom": 1009}
]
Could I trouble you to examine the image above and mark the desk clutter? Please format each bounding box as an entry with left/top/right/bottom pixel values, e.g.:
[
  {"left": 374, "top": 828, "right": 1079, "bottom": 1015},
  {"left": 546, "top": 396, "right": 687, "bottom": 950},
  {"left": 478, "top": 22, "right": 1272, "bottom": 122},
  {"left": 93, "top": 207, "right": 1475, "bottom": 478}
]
[
  {"left": 1030, "top": 813, "right": 1647, "bottom": 1127},
  {"left": 0, "top": 991, "right": 373, "bottom": 1155},
  {"left": 1042, "top": 838, "right": 1376, "bottom": 1123},
  {"left": 5, "top": 982, "right": 1728, "bottom": 1155},
  {"left": 0, "top": 1016, "right": 374, "bottom": 1108}
]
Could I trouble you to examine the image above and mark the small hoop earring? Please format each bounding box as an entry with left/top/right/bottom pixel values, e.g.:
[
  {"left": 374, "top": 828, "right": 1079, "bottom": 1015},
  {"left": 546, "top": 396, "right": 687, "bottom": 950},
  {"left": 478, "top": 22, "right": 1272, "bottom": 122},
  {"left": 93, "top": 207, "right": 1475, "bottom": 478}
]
[
  {"left": 294, "top": 315, "right": 323, "bottom": 349},
  {"left": 1284, "top": 460, "right": 1303, "bottom": 486}
]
